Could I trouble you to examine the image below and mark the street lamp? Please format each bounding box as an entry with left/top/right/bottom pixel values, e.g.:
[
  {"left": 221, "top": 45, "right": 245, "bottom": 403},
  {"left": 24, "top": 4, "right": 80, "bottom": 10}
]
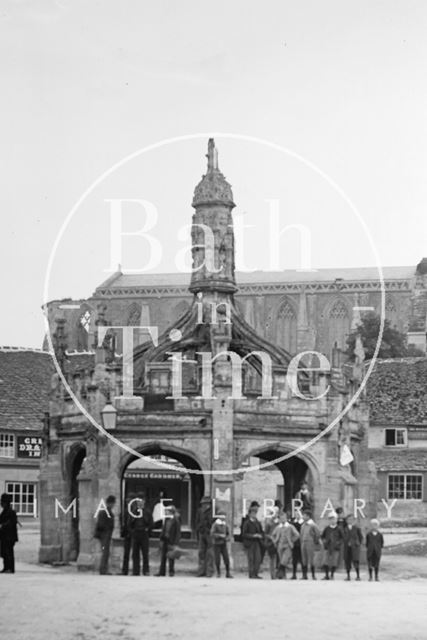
[{"left": 101, "top": 401, "right": 117, "bottom": 431}]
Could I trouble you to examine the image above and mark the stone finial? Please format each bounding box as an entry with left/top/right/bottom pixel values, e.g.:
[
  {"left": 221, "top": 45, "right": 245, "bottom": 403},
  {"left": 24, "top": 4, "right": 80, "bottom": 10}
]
[
  {"left": 206, "top": 138, "right": 219, "bottom": 172},
  {"left": 52, "top": 317, "right": 67, "bottom": 367},
  {"left": 192, "top": 139, "right": 234, "bottom": 208}
]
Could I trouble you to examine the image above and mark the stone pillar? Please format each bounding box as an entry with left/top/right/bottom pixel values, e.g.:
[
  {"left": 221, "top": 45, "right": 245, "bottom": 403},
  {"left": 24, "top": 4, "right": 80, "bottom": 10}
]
[
  {"left": 76, "top": 459, "right": 99, "bottom": 571},
  {"left": 297, "top": 288, "right": 316, "bottom": 352},
  {"left": 38, "top": 453, "right": 68, "bottom": 564}
]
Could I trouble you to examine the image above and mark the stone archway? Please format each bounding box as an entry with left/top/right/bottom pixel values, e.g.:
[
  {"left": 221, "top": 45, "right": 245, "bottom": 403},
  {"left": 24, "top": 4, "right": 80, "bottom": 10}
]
[
  {"left": 242, "top": 444, "right": 320, "bottom": 515},
  {"left": 66, "top": 444, "right": 86, "bottom": 561},
  {"left": 120, "top": 443, "right": 205, "bottom": 537}
]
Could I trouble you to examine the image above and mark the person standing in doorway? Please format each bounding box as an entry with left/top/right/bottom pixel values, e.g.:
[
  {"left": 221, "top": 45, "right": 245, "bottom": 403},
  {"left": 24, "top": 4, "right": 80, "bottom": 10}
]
[
  {"left": 294, "top": 482, "right": 313, "bottom": 512},
  {"left": 242, "top": 505, "right": 264, "bottom": 579},
  {"left": 0, "top": 493, "right": 18, "bottom": 574},
  {"left": 129, "top": 495, "right": 153, "bottom": 576},
  {"left": 196, "top": 496, "right": 214, "bottom": 577},
  {"left": 94, "top": 495, "right": 116, "bottom": 575}
]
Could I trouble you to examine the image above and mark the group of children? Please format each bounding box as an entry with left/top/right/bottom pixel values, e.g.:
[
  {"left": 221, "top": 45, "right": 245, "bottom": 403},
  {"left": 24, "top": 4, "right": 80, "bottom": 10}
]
[{"left": 240, "top": 502, "right": 384, "bottom": 581}]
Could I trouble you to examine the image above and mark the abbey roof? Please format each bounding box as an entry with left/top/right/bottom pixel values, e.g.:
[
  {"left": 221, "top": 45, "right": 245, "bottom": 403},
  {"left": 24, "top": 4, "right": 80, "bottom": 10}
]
[{"left": 95, "top": 265, "right": 415, "bottom": 292}]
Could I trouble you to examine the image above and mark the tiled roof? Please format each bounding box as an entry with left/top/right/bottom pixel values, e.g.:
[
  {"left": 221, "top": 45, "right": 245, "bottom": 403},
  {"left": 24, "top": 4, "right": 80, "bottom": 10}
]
[
  {"left": 367, "top": 358, "right": 427, "bottom": 425},
  {"left": 369, "top": 448, "right": 427, "bottom": 472},
  {"left": 66, "top": 352, "right": 95, "bottom": 373},
  {"left": 95, "top": 265, "right": 415, "bottom": 290},
  {"left": 0, "top": 349, "right": 54, "bottom": 431}
]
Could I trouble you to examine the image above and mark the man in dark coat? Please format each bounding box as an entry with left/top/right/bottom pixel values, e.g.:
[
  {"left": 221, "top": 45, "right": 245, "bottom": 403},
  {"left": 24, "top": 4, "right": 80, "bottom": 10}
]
[
  {"left": 121, "top": 493, "right": 136, "bottom": 575},
  {"left": 94, "top": 495, "right": 116, "bottom": 575},
  {"left": 366, "top": 518, "right": 384, "bottom": 581},
  {"left": 0, "top": 493, "right": 18, "bottom": 573},
  {"left": 239, "top": 500, "right": 260, "bottom": 538},
  {"left": 321, "top": 513, "right": 344, "bottom": 580},
  {"left": 289, "top": 512, "right": 303, "bottom": 579},
  {"left": 156, "top": 505, "right": 181, "bottom": 577},
  {"left": 343, "top": 514, "right": 363, "bottom": 580},
  {"left": 242, "top": 505, "right": 264, "bottom": 579},
  {"left": 196, "top": 496, "right": 214, "bottom": 577},
  {"left": 129, "top": 495, "right": 153, "bottom": 576}
]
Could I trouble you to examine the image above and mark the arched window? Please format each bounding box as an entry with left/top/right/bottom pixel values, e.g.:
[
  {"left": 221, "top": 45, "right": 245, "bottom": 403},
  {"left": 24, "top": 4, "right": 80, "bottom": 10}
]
[
  {"left": 276, "top": 301, "right": 297, "bottom": 355},
  {"left": 76, "top": 309, "right": 92, "bottom": 350},
  {"left": 328, "top": 300, "right": 350, "bottom": 352},
  {"left": 385, "top": 298, "right": 398, "bottom": 329},
  {"left": 127, "top": 303, "right": 141, "bottom": 326},
  {"left": 80, "top": 310, "right": 91, "bottom": 332}
]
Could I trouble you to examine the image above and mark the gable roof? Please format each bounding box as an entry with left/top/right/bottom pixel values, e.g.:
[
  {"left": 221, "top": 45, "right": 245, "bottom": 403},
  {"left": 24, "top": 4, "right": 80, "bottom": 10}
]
[
  {"left": 95, "top": 265, "right": 415, "bottom": 292},
  {"left": 0, "top": 349, "right": 54, "bottom": 431}
]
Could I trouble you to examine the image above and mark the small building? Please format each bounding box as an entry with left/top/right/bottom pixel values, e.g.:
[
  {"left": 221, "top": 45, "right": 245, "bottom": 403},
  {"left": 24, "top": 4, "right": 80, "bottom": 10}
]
[
  {"left": 368, "top": 357, "right": 427, "bottom": 525},
  {"left": 0, "top": 348, "right": 53, "bottom": 520}
]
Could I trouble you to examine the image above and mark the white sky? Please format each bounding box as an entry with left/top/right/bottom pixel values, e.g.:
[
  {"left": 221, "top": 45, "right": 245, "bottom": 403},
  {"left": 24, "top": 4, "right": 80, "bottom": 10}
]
[{"left": 1, "top": 0, "right": 426, "bottom": 348}]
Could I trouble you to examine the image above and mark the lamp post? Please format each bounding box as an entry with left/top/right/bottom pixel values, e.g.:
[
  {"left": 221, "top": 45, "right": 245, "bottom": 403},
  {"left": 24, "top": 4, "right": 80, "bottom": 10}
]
[{"left": 101, "top": 399, "right": 117, "bottom": 431}]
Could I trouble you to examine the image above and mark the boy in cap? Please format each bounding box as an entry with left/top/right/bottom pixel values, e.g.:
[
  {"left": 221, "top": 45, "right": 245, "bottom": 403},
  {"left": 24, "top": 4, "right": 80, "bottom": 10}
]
[
  {"left": 300, "top": 509, "right": 321, "bottom": 580},
  {"left": 321, "top": 513, "right": 344, "bottom": 580},
  {"left": 272, "top": 511, "right": 299, "bottom": 579},
  {"left": 210, "top": 510, "right": 233, "bottom": 578},
  {"left": 242, "top": 505, "right": 264, "bottom": 579},
  {"left": 366, "top": 518, "right": 384, "bottom": 582},
  {"left": 343, "top": 513, "right": 363, "bottom": 581}
]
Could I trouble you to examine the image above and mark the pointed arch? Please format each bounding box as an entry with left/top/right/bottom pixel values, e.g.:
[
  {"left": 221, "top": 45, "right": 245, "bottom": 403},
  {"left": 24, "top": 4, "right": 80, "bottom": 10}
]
[
  {"left": 276, "top": 297, "right": 297, "bottom": 355},
  {"left": 127, "top": 302, "right": 141, "bottom": 326},
  {"left": 73, "top": 303, "right": 94, "bottom": 351},
  {"left": 327, "top": 298, "right": 350, "bottom": 352},
  {"left": 385, "top": 296, "right": 398, "bottom": 329}
]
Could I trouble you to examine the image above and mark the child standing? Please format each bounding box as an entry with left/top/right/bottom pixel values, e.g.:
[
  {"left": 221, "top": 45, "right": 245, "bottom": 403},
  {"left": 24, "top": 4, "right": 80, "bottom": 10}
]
[
  {"left": 321, "top": 513, "right": 344, "bottom": 580},
  {"left": 210, "top": 511, "right": 233, "bottom": 578},
  {"left": 300, "top": 510, "right": 321, "bottom": 580},
  {"left": 366, "top": 518, "right": 384, "bottom": 582},
  {"left": 343, "top": 514, "right": 363, "bottom": 581},
  {"left": 272, "top": 512, "right": 300, "bottom": 579},
  {"left": 263, "top": 506, "right": 281, "bottom": 579}
]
